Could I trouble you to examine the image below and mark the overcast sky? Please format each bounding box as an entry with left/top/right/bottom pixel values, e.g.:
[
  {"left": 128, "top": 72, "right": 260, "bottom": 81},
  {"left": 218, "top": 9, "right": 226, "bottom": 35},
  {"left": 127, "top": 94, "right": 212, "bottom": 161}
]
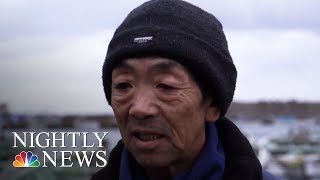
[{"left": 0, "top": 0, "right": 319, "bottom": 114}]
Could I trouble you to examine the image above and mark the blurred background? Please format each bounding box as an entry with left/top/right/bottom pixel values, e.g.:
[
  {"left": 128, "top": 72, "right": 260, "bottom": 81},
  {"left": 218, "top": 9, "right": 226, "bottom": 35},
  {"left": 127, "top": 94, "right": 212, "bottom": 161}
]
[{"left": 0, "top": 0, "right": 319, "bottom": 179}]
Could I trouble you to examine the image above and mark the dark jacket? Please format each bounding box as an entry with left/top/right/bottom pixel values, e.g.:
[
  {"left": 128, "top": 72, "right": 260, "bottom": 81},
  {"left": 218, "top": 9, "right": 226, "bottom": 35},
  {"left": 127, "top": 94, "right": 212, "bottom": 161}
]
[{"left": 91, "top": 118, "right": 278, "bottom": 180}]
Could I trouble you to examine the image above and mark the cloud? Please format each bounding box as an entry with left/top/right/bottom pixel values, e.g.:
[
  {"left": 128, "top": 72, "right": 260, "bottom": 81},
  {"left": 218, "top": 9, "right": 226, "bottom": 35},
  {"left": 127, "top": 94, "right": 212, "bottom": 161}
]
[
  {"left": 0, "top": 0, "right": 319, "bottom": 39},
  {"left": 190, "top": 0, "right": 320, "bottom": 31},
  {"left": 0, "top": 0, "right": 145, "bottom": 38},
  {"left": 0, "top": 30, "right": 115, "bottom": 114},
  {"left": 227, "top": 29, "right": 320, "bottom": 101}
]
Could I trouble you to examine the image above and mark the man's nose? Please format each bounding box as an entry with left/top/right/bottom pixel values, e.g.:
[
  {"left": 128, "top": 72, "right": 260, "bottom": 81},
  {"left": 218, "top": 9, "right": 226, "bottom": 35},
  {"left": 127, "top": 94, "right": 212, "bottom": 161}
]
[{"left": 129, "top": 90, "right": 158, "bottom": 120}]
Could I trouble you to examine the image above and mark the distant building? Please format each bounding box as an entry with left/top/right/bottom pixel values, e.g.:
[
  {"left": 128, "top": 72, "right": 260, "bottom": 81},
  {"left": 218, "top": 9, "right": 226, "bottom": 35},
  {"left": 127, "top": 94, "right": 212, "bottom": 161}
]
[{"left": 227, "top": 101, "right": 320, "bottom": 121}]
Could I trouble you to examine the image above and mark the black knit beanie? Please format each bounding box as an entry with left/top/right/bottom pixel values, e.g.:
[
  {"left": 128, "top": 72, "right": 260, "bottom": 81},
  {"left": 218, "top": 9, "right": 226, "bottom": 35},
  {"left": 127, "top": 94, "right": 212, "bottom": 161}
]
[{"left": 102, "top": 0, "right": 237, "bottom": 117}]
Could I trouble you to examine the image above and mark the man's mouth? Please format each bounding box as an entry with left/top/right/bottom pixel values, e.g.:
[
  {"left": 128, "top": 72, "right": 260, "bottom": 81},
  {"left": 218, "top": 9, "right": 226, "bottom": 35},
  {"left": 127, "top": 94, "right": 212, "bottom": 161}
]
[
  {"left": 131, "top": 130, "right": 166, "bottom": 150},
  {"left": 137, "top": 133, "right": 161, "bottom": 141}
]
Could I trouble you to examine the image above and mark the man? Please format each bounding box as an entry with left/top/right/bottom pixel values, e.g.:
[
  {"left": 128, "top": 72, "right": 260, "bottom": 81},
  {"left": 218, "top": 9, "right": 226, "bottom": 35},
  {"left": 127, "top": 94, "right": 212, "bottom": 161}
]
[{"left": 92, "top": 0, "right": 278, "bottom": 179}]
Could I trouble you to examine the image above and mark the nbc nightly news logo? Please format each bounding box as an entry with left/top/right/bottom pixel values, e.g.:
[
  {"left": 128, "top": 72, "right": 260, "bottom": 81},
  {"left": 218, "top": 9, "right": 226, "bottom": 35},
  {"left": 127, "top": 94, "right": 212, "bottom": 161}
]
[
  {"left": 13, "top": 151, "right": 40, "bottom": 167},
  {"left": 12, "top": 132, "right": 108, "bottom": 168}
]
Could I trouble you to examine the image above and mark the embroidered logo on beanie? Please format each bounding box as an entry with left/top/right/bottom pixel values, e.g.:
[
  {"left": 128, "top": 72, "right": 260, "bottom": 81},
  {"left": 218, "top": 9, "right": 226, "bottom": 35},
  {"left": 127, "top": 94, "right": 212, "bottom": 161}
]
[{"left": 134, "top": 36, "right": 153, "bottom": 43}]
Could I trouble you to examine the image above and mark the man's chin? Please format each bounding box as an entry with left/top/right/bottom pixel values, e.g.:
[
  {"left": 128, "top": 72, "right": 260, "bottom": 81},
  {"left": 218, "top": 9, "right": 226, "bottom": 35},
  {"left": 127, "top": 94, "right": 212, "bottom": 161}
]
[{"left": 134, "top": 153, "right": 173, "bottom": 168}]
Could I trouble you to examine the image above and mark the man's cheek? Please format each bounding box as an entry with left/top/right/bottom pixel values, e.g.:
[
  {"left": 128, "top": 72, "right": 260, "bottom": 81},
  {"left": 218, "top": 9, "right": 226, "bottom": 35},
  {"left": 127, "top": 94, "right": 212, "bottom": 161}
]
[{"left": 113, "top": 106, "right": 127, "bottom": 121}]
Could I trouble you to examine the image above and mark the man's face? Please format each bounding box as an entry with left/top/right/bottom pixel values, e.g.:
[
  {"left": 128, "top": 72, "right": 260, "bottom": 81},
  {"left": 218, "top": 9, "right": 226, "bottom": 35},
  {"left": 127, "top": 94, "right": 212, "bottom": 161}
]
[{"left": 111, "top": 57, "right": 218, "bottom": 174}]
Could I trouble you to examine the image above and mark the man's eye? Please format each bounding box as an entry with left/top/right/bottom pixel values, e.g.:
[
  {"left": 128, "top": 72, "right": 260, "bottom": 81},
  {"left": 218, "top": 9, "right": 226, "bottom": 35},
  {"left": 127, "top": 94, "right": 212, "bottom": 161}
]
[
  {"left": 157, "top": 83, "right": 175, "bottom": 90},
  {"left": 114, "top": 83, "right": 132, "bottom": 90}
]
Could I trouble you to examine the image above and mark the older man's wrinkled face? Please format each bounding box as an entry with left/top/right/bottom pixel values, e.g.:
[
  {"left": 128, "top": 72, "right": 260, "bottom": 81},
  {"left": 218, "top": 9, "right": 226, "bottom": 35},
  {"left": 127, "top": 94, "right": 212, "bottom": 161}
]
[{"left": 111, "top": 57, "right": 219, "bottom": 174}]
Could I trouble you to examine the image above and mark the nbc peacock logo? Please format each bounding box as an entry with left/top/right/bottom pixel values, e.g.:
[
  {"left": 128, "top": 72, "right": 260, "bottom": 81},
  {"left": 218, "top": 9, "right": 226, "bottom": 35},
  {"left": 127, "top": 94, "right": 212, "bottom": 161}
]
[{"left": 13, "top": 151, "right": 40, "bottom": 167}]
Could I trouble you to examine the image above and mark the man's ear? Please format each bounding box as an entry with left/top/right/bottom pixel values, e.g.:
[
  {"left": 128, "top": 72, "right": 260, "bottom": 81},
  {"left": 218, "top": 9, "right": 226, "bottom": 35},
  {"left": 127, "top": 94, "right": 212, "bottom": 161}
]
[{"left": 205, "top": 105, "right": 220, "bottom": 122}]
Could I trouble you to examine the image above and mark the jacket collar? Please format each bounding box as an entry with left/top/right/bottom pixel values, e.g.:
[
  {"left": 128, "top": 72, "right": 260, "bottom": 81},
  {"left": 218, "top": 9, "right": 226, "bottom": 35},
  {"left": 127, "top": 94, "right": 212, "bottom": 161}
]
[{"left": 216, "top": 117, "right": 263, "bottom": 180}]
